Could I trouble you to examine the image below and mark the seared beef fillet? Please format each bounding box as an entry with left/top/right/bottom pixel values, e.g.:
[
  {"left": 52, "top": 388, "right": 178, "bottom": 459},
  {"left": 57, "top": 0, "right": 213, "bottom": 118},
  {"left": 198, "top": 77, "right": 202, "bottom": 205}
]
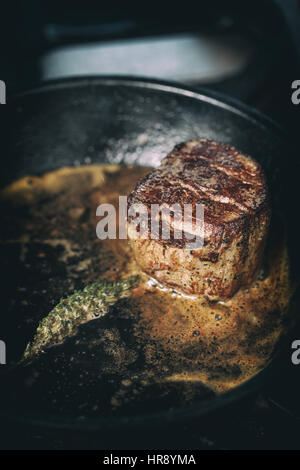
[{"left": 127, "top": 139, "right": 270, "bottom": 300}]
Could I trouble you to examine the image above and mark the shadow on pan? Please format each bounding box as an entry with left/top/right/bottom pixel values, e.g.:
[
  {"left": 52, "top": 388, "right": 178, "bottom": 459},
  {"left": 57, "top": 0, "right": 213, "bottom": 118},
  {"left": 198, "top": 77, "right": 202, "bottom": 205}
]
[{"left": 0, "top": 76, "right": 299, "bottom": 433}]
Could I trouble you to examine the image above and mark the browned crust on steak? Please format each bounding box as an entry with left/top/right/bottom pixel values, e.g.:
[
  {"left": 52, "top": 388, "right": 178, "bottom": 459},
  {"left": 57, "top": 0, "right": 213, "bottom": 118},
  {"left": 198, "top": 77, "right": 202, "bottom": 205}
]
[{"left": 127, "top": 139, "right": 271, "bottom": 300}]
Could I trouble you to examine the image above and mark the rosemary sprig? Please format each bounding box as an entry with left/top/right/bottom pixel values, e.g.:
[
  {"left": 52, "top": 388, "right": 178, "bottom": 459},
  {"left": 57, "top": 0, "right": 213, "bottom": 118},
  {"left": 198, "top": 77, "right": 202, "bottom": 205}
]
[{"left": 23, "top": 276, "right": 139, "bottom": 362}]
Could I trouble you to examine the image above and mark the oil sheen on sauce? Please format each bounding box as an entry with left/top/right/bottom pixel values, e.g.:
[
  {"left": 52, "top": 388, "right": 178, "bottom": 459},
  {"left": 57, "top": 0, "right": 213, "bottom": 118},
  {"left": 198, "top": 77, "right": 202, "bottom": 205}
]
[{"left": 0, "top": 164, "right": 295, "bottom": 398}]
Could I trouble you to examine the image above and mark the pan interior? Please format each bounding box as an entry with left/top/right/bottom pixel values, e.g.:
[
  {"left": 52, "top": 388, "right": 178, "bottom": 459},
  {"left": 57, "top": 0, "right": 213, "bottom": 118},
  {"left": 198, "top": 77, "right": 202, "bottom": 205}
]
[
  {"left": 0, "top": 77, "right": 298, "bottom": 427},
  {"left": 0, "top": 163, "right": 294, "bottom": 422}
]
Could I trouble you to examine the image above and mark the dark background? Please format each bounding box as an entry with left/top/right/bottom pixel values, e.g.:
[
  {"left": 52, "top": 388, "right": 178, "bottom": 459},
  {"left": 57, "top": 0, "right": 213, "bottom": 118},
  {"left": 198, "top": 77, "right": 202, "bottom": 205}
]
[
  {"left": 0, "top": 0, "right": 300, "bottom": 450},
  {"left": 0, "top": 0, "right": 300, "bottom": 133}
]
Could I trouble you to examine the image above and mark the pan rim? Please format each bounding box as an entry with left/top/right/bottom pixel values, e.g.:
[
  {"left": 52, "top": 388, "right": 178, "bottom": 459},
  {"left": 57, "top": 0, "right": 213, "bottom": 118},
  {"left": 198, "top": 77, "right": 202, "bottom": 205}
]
[{"left": 11, "top": 74, "right": 286, "bottom": 138}]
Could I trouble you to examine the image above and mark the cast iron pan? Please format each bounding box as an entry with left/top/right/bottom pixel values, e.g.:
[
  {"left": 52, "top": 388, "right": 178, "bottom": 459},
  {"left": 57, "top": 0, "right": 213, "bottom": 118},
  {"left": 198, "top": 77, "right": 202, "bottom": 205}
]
[{"left": 0, "top": 76, "right": 298, "bottom": 432}]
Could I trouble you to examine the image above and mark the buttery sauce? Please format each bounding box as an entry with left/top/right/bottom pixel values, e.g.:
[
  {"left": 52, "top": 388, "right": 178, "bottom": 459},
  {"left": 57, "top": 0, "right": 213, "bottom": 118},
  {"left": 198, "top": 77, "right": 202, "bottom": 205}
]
[{"left": 0, "top": 164, "right": 295, "bottom": 407}]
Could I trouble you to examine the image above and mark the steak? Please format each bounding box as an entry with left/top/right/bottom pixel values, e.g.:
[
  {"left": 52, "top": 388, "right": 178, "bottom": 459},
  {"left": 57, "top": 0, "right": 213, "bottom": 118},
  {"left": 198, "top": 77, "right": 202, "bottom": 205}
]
[{"left": 127, "top": 139, "right": 270, "bottom": 300}]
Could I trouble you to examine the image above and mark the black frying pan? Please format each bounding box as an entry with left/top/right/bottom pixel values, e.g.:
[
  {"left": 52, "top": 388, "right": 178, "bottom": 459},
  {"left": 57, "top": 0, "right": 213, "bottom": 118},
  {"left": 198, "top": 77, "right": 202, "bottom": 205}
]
[{"left": 0, "top": 77, "right": 299, "bottom": 443}]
